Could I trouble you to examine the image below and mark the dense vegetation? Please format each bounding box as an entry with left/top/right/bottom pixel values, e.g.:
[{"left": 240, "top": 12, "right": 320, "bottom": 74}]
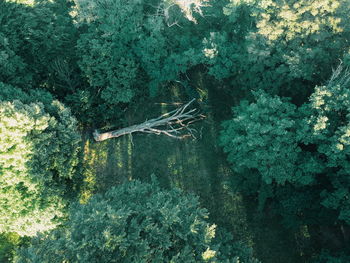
[
  {"left": 1, "top": 0, "right": 350, "bottom": 262},
  {"left": 15, "top": 180, "right": 258, "bottom": 263},
  {"left": 0, "top": 84, "right": 80, "bottom": 236}
]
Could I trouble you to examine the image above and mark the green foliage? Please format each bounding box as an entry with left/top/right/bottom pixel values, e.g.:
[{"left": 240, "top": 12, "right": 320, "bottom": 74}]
[
  {"left": 0, "top": 84, "right": 81, "bottom": 236},
  {"left": 135, "top": 15, "right": 204, "bottom": 97},
  {"left": 0, "top": 1, "right": 32, "bottom": 87},
  {"left": 206, "top": 0, "right": 350, "bottom": 100},
  {"left": 213, "top": 229, "right": 260, "bottom": 263},
  {"left": 220, "top": 91, "right": 305, "bottom": 186},
  {"left": 0, "top": 233, "right": 25, "bottom": 263},
  {"left": 25, "top": 0, "right": 80, "bottom": 95},
  {"left": 0, "top": 0, "right": 79, "bottom": 93},
  {"left": 220, "top": 67, "right": 350, "bottom": 230},
  {"left": 73, "top": 0, "right": 207, "bottom": 125},
  {"left": 312, "top": 251, "right": 350, "bottom": 263},
  {"left": 3, "top": 0, "right": 350, "bottom": 260},
  {"left": 301, "top": 68, "right": 350, "bottom": 225},
  {"left": 75, "top": 0, "right": 144, "bottom": 106},
  {"left": 219, "top": 90, "right": 318, "bottom": 222},
  {"left": 14, "top": 180, "right": 258, "bottom": 263}
]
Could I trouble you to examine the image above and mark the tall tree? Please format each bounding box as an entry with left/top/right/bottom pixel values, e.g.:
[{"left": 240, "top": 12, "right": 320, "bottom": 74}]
[
  {"left": 205, "top": 0, "right": 350, "bottom": 101},
  {"left": 73, "top": 0, "right": 207, "bottom": 126},
  {"left": 15, "top": 179, "right": 259, "bottom": 263},
  {"left": 0, "top": 0, "right": 79, "bottom": 95},
  {"left": 0, "top": 83, "right": 81, "bottom": 236},
  {"left": 219, "top": 67, "right": 350, "bottom": 251}
]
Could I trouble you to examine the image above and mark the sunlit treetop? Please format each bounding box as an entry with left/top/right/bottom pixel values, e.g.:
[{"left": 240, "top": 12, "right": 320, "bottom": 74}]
[
  {"left": 0, "top": 83, "right": 80, "bottom": 236},
  {"left": 164, "top": 0, "right": 210, "bottom": 23},
  {"left": 4, "top": 0, "right": 34, "bottom": 5},
  {"left": 225, "top": 0, "right": 344, "bottom": 41}
]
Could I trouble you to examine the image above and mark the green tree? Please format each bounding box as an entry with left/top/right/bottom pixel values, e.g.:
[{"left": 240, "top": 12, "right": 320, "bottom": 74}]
[
  {"left": 219, "top": 90, "right": 320, "bottom": 222},
  {"left": 312, "top": 250, "right": 350, "bottom": 263},
  {"left": 75, "top": 0, "right": 142, "bottom": 105},
  {"left": 301, "top": 67, "right": 350, "bottom": 226},
  {"left": 0, "top": 83, "right": 81, "bottom": 236},
  {"left": 205, "top": 0, "right": 350, "bottom": 101},
  {"left": 0, "top": 1, "right": 32, "bottom": 88},
  {"left": 0, "top": 0, "right": 79, "bottom": 94},
  {"left": 219, "top": 67, "right": 350, "bottom": 248},
  {"left": 15, "top": 180, "right": 258, "bottom": 263},
  {"left": 0, "top": 233, "right": 27, "bottom": 263},
  {"left": 220, "top": 91, "right": 305, "bottom": 187},
  {"left": 73, "top": 0, "right": 207, "bottom": 125}
]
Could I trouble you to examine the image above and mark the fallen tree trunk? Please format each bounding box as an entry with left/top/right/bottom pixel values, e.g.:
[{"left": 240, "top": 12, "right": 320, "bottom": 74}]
[{"left": 93, "top": 99, "right": 204, "bottom": 142}]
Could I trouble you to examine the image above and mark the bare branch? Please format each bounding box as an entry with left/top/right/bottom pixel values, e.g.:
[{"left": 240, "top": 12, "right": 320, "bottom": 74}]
[{"left": 93, "top": 99, "right": 204, "bottom": 142}]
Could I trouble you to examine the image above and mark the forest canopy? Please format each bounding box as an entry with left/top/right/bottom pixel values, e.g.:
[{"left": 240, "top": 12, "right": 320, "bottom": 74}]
[
  {"left": 14, "top": 180, "right": 259, "bottom": 263},
  {"left": 0, "top": 83, "right": 80, "bottom": 236},
  {"left": 1, "top": 0, "right": 350, "bottom": 262}
]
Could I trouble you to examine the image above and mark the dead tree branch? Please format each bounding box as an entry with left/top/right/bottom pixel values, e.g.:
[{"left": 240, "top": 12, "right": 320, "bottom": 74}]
[{"left": 93, "top": 99, "right": 205, "bottom": 142}]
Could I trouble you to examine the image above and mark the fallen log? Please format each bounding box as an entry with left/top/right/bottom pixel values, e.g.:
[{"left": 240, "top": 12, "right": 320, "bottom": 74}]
[{"left": 93, "top": 99, "right": 204, "bottom": 142}]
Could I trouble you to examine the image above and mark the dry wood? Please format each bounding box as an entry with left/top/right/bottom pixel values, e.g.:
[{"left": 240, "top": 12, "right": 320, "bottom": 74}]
[{"left": 93, "top": 99, "right": 204, "bottom": 142}]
